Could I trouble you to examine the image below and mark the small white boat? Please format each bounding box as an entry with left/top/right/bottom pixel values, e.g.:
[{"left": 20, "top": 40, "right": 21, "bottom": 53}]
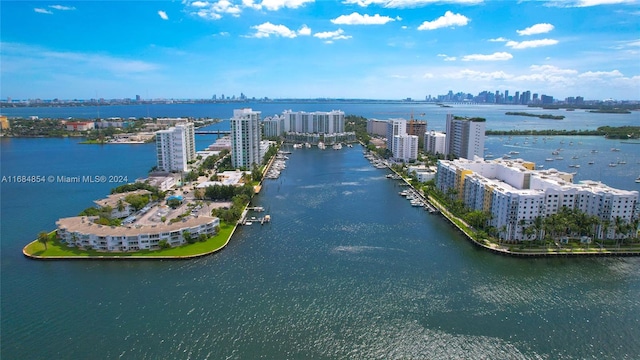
[{"left": 636, "top": 176, "right": 640, "bottom": 183}]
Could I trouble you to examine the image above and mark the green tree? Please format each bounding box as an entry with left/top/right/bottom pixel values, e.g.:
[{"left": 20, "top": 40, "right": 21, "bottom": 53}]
[
  {"left": 183, "top": 230, "right": 195, "bottom": 244},
  {"left": 38, "top": 231, "right": 49, "bottom": 250}
]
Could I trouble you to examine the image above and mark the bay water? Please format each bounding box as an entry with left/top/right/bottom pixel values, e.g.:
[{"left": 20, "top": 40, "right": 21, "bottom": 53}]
[{"left": 1, "top": 104, "right": 640, "bottom": 359}]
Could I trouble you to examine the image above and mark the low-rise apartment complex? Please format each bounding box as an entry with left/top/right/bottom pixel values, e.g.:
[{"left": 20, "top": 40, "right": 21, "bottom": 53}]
[
  {"left": 436, "top": 158, "right": 639, "bottom": 242},
  {"left": 56, "top": 215, "right": 220, "bottom": 252}
]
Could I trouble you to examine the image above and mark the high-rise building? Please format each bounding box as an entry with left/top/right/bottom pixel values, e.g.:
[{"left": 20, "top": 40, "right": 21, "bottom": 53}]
[
  {"left": 155, "top": 122, "right": 196, "bottom": 172},
  {"left": 424, "top": 130, "right": 446, "bottom": 155},
  {"left": 281, "top": 110, "right": 344, "bottom": 134},
  {"left": 392, "top": 134, "right": 419, "bottom": 162},
  {"left": 444, "top": 114, "right": 485, "bottom": 160},
  {"left": 541, "top": 94, "right": 554, "bottom": 104},
  {"left": 366, "top": 119, "right": 388, "bottom": 137},
  {"left": 263, "top": 115, "right": 283, "bottom": 138},
  {"left": 386, "top": 118, "right": 407, "bottom": 153},
  {"left": 231, "top": 108, "right": 262, "bottom": 169}
]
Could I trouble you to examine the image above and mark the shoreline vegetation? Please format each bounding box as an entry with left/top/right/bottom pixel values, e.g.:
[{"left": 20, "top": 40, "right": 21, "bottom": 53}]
[
  {"left": 505, "top": 111, "right": 565, "bottom": 120},
  {"left": 486, "top": 125, "right": 640, "bottom": 139}
]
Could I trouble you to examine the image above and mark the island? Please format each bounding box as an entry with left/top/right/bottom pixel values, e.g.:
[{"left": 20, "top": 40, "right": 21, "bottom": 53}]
[{"left": 505, "top": 111, "right": 565, "bottom": 120}]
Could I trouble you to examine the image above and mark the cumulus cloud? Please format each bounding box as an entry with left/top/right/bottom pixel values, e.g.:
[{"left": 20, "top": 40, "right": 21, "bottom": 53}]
[
  {"left": 488, "top": 37, "right": 509, "bottom": 42},
  {"left": 188, "top": 0, "right": 242, "bottom": 20},
  {"left": 250, "top": 22, "right": 298, "bottom": 38},
  {"left": 191, "top": 1, "right": 210, "bottom": 7},
  {"left": 158, "top": 11, "right": 169, "bottom": 20},
  {"left": 342, "top": 0, "right": 484, "bottom": 8},
  {"left": 517, "top": 23, "right": 554, "bottom": 36},
  {"left": 506, "top": 38, "right": 559, "bottom": 49},
  {"left": 417, "top": 11, "right": 469, "bottom": 30},
  {"left": 298, "top": 25, "right": 312, "bottom": 35},
  {"left": 259, "top": 0, "right": 315, "bottom": 11},
  {"left": 331, "top": 12, "right": 398, "bottom": 25},
  {"left": 461, "top": 52, "right": 513, "bottom": 61},
  {"left": 34, "top": 8, "right": 54, "bottom": 14},
  {"left": 313, "top": 29, "right": 352, "bottom": 43}
]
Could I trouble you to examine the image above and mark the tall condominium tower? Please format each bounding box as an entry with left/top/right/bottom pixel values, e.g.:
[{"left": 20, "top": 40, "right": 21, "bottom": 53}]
[
  {"left": 155, "top": 122, "right": 196, "bottom": 172},
  {"left": 424, "top": 130, "right": 446, "bottom": 155},
  {"left": 386, "top": 118, "right": 407, "bottom": 153},
  {"left": 444, "top": 114, "right": 485, "bottom": 160},
  {"left": 281, "top": 110, "right": 345, "bottom": 134},
  {"left": 231, "top": 108, "right": 262, "bottom": 169}
]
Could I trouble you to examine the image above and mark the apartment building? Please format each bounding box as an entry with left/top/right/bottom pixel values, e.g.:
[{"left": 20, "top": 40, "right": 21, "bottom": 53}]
[{"left": 436, "top": 158, "right": 638, "bottom": 241}]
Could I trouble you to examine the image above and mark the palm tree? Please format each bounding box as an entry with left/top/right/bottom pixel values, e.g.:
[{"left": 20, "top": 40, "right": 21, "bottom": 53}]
[
  {"left": 37, "top": 231, "right": 49, "bottom": 250},
  {"left": 614, "top": 216, "right": 625, "bottom": 248}
]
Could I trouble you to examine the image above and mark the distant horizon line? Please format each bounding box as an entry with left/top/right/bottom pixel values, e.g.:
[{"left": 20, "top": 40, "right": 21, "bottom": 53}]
[{"left": 2, "top": 97, "right": 639, "bottom": 103}]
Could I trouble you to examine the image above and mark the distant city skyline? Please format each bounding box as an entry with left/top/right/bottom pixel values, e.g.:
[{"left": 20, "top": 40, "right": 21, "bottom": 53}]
[{"left": 1, "top": 1, "right": 638, "bottom": 101}]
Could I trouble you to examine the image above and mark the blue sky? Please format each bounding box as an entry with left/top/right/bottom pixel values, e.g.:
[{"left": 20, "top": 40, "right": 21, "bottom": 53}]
[{"left": 1, "top": 0, "right": 639, "bottom": 100}]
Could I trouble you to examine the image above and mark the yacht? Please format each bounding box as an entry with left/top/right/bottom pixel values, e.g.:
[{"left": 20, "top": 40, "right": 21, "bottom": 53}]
[
  {"left": 332, "top": 143, "right": 342, "bottom": 150},
  {"left": 608, "top": 163, "right": 617, "bottom": 167},
  {"left": 636, "top": 176, "right": 640, "bottom": 183}
]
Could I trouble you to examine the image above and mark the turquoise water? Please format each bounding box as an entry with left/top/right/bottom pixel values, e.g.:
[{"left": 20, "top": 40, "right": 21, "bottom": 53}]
[{"left": 2, "top": 106, "right": 640, "bottom": 359}]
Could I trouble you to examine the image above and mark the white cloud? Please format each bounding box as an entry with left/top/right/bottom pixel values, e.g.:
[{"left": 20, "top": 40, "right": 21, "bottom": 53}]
[
  {"left": 189, "top": 0, "right": 242, "bottom": 20},
  {"left": 298, "top": 25, "right": 312, "bottom": 36},
  {"left": 444, "top": 69, "right": 512, "bottom": 80},
  {"left": 342, "top": 0, "right": 483, "bottom": 8},
  {"left": 517, "top": 23, "right": 554, "bottom": 36},
  {"left": 461, "top": 52, "right": 513, "bottom": 61},
  {"left": 437, "top": 53, "right": 457, "bottom": 61},
  {"left": 331, "top": 12, "right": 398, "bottom": 25},
  {"left": 260, "top": 0, "right": 315, "bottom": 11},
  {"left": 313, "top": 29, "right": 352, "bottom": 42},
  {"left": 578, "top": 69, "right": 624, "bottom": 78},
  {"left": 529, "top": 64, "right": 578, "bottom": 75},
  {"left": 191, "top": 1, "right": 210, "bottom": 7},
  {"left": 213, "top": 0, "right": 242, "bottom": 15},
  {"left": 250, "top": 22, "right": 298, "bottom": 38},
  {"left": 506, "top": 38, "right": 559, "bottom": 49},
  {"left": 417, "top": 11, "right": 470, "bottom": 30},
  {"left": 423, "top": 73, "right": 434, "bottom": 78},
  {"left": 544, "top": 0, "right": 635, "bottom": 7},
  {"left": 49, "top": 5, "right": 76, "bottom": 11},
  {"left": 158, "top": 11, "right": 169, "bottom": 20},
  {"left": 488, "top": 37, "right": 509, "bottom": 42},
  {"left": 34, "top": 8, "right": 54, "bottom": 14}
]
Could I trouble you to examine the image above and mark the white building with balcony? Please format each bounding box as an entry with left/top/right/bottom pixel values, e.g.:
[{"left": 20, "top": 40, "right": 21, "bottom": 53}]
[
  {"left": 231, "top": 108, "right": 262, "bottom": 169},
  {"left": 155, "top": 122, "right": 196, "bottom": 172},
  {"left": 436, "top": 157, "right": 638, "bottom": 241}
]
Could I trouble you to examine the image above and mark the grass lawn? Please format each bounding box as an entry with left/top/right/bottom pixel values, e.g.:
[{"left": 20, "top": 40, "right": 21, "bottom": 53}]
[{"left": 24, "top": 223, "right": 236, "bottom": 259}]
